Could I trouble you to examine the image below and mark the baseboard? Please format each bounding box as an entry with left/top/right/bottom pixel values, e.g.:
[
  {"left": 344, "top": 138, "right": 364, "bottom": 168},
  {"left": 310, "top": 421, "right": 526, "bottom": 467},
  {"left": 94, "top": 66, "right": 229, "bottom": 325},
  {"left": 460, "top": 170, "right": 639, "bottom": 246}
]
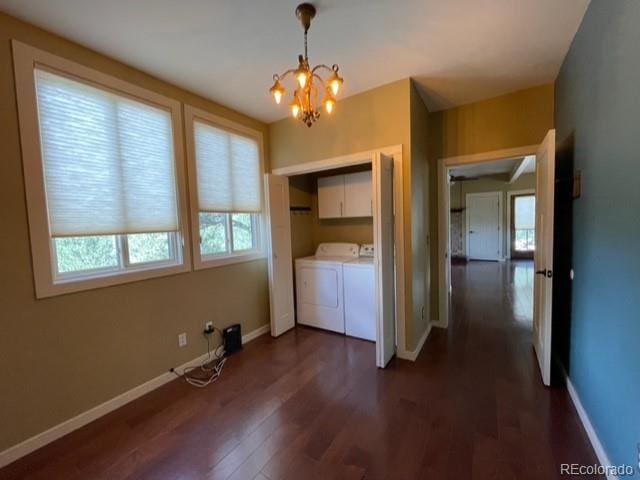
[
  {"left": 562, "top": 368, "right": 617, "bottom": 480},
  {"left": 242, "top": 323, "right": 270, "bottom": 343},
  {"left": 0, "top": 323, "right": 270, "bottom": 469},
  {"left": 397, "top": 322, "right": 432, "bottom": 361}
]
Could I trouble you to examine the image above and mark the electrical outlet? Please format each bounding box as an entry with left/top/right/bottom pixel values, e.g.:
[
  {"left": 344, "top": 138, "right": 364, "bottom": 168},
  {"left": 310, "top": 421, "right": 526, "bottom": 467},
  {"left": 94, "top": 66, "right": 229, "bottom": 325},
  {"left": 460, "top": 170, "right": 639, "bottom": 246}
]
[
  {"left": 205, "top": 321, "right": 213, "bottom": 331},
  {"left": 178, "top": 333, "right": 187, "bottom": 347}
]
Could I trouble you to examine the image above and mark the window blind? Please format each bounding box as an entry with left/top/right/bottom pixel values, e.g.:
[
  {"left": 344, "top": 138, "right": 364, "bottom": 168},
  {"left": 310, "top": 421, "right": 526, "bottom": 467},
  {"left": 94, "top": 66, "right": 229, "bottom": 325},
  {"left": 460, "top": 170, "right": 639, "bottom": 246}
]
[
  {"left": 514, "top": 196, "right": 536, "bottom": 229},
  {"left": 35, "top": 69, "right": 179, "bottom": 237},
  {"left": 194, "top": 120, "right": 261, "bottom": 213}
]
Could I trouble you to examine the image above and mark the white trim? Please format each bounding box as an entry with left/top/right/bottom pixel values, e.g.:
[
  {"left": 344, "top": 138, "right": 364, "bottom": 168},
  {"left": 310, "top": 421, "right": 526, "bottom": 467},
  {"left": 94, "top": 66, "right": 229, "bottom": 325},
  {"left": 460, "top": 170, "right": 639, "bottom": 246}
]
[
  {"left": 198, "top": 251, "right": 267, "bottom": 269},
  {"left": 442, "top": 144, "right": 539, "bottom": 167},
  {"left": 397, "top": 322, "right": 432, "bottom": 361},
  {"left": 506, "top": 189, "right": 535, "bottom": 259},
  {"left": 560, "top": 367, "right": 617, "bottom": 480},
  {"left": 183, "top": 104, "right": 266, "bottom": 272},
  {"left": 465, "top": 191, "right": 503, "bottom": 261},
  {"left": 271, "top": 145, "right": 401, "bottom": 177},
  {"left": 11, "top": 41, "right": 192, "bottom": 298},
  {"left": 437, "top": 145, "right": 538, "bottom": 328},
  {"left": 0, "top": 324, "right": 269, "bottom": 469},
  {"left": 242, "top": 323, "right": 270, "bottom": 343}
]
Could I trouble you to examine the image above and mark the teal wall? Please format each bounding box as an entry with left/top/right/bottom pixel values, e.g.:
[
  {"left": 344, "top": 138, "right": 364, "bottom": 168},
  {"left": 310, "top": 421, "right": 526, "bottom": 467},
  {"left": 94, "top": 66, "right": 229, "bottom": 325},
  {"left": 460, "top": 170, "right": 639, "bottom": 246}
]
[{"left": 555, "top": 0, "right": 640, "bottom": 473}]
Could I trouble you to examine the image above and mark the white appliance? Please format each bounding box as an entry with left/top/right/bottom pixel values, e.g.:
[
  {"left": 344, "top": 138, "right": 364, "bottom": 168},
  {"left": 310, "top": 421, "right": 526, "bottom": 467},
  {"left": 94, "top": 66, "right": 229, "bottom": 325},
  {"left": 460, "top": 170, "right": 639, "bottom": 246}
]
[
  {"left": 343, "top": 244, "right": 376, "bottom": 341},
  {"left": 295, "top": 243, "right": 359, "bottom": 333}
]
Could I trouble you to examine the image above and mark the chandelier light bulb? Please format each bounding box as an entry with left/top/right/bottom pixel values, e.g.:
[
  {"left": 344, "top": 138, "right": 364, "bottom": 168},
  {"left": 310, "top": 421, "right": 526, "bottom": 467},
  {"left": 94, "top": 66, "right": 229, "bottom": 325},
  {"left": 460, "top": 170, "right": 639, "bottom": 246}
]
[
  {"left": 270, "top": 78, "right": 285, "bottom": 105},
  {"left": 328, "top": 68, "right": 343, "bottom": 96},
  {"left": 325, "top": 98, "right": 335, "bottom": 114},
  {"left": 291, "top": 100, "right": 301, "bottom": 118},
  {"left": 330, "top": 80, "right": 340, "bottom": 96},
  {"left": 296, "top": 70, "right": 308, "bottom": 89},
  {"left": 324, "top": 90, "right": 336, "bottom": 114}
]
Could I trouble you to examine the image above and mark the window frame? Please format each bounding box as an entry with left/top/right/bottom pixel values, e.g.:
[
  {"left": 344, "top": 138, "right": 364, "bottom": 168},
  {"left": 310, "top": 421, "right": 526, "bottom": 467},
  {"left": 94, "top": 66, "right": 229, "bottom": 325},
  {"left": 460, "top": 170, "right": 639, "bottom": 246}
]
[
  {"left": 184, "top": 105, "right": 266, "bottom": 270},
  {"left": 12, "top": 41, "right": 191, "bottom": 298}
]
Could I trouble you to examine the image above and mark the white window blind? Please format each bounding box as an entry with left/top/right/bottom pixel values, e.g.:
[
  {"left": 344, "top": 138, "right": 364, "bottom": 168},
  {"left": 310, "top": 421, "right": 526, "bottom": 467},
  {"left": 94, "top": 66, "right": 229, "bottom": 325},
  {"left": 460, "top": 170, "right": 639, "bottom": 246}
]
[
  {"left": 194, "top": 120, "right": 261, "bottom": 213},
  {"left": 35, "top": 68, "right": 179, "bottom": 237}
]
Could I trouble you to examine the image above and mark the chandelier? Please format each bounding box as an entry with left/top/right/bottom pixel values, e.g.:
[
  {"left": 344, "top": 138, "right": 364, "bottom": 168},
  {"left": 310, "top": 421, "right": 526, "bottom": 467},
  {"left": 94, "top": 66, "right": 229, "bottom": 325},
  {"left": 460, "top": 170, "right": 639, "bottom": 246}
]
[{"left": 268, "top": 3, "right": 344, "bottom": 127}]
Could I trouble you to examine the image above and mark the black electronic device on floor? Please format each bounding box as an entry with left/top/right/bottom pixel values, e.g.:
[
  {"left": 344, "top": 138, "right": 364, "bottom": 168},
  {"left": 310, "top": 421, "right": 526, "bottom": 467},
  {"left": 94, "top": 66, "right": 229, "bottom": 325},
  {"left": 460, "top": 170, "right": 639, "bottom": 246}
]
[{"left": 223, "top": 324, "right": 242, "bottom": 355}]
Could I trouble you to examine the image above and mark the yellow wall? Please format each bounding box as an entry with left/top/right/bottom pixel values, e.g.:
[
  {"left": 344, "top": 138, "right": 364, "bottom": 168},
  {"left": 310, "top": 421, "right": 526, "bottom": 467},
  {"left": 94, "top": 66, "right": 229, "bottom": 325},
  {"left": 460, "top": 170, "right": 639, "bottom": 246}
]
[
  {"left": 0, "top": 12, "right": 270, "bottom": 452},
  {"left": 270, "top": 79, "right": 421, "bottom": 350},
  {"left": 429, "top": 84, "right": 554, "bottom": 159},
  {"left": 427, "top": 85, "right": 554, "bottom": 323}
]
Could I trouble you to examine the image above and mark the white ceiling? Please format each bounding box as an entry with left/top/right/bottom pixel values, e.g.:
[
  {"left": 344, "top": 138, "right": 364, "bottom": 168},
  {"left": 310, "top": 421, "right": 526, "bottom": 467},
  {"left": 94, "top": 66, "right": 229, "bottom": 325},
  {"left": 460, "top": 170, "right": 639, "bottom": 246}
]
[
  {"left": 0, "top": 0, "right": 590, "bottom": 123},
  {"left": 450, "top": 156, "right": 535, "bottom": 179}
]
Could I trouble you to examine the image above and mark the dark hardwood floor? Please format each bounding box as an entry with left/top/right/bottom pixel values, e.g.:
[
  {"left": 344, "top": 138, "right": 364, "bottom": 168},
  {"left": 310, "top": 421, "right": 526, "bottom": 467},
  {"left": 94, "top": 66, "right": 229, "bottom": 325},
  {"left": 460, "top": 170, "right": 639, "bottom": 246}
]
[{"left": 0, "top": 260, "right": 599, "bottom": 479}]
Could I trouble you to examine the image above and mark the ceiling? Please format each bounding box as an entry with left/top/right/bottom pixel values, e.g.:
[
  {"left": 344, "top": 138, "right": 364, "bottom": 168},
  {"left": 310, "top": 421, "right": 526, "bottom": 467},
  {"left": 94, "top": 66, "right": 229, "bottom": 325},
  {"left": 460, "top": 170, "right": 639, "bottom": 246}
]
[
  {"left": 0, "top": 0, "right": 590, "bottom": 123},
  {"left": 450, "top": 156, "right": 535, "bottom": 179}
]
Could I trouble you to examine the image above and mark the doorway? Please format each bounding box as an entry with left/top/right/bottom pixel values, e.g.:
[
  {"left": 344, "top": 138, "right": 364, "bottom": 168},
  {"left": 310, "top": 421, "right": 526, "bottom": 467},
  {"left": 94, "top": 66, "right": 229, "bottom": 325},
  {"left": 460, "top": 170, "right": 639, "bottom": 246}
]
[
  {"left": 438, "top": 132, "right": 557, "bottom": 386},
  {"left": 265, "top": 146, "right": 406, "bottom": 368}
]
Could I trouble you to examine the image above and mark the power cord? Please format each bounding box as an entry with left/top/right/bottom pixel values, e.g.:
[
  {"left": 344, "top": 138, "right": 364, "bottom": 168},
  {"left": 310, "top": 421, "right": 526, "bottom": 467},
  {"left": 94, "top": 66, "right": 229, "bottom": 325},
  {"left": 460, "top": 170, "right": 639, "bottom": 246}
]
[{"left": 171, "top": 326, "right": 226, "bottom": 388}]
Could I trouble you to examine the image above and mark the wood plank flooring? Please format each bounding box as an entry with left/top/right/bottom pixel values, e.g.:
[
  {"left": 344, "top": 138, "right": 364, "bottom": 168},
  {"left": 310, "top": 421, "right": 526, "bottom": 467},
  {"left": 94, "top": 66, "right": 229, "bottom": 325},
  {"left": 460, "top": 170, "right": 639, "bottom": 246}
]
[{"left": 0, "top": 260, "right": 600, "bottom": 479}]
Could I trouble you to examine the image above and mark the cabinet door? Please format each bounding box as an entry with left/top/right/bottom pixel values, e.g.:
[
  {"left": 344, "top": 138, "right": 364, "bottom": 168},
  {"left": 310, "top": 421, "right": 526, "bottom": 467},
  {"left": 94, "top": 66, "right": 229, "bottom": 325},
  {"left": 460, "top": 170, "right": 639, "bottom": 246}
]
[
  {"left": 344, "top": 171, "right": 373, "bottom": 217},
  {"left": 318, "top": 175, "right": 345, "bottom": 218}
]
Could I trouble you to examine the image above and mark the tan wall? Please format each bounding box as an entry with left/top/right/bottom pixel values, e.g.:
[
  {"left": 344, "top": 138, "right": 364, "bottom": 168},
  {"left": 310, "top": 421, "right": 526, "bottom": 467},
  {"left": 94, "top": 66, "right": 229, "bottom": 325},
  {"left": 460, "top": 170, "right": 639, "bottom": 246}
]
[
  {"left": 270, "top": 79, "right": 417, "bottom": 350},
  {"left": 0, "top": 12, "right": 270, "bottom": 452},
  {"left": 409, "top": 82, "right": 431, "bottom": 348},
  {"left": 450, "top": 173, "right": 536, "bottom": 256},
  {"left": 427, "top": 85, "right": 554, "bottom": 323}
]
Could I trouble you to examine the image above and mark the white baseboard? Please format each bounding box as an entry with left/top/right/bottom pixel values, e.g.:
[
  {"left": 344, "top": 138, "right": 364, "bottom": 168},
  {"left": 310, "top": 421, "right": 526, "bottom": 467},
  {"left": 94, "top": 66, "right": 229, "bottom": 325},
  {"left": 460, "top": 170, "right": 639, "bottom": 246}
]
[
  {"left": 563, "top": 369, "right": 617, "bottom": 480},
  {"left": 243, "top": 324, "right": 270, "bottom": 343},
  {"left": 397, "top": 322, "right": 432, "bottom": 361},
  {"left": 0, "top": 323, "right": 270, "bottom": 469}
]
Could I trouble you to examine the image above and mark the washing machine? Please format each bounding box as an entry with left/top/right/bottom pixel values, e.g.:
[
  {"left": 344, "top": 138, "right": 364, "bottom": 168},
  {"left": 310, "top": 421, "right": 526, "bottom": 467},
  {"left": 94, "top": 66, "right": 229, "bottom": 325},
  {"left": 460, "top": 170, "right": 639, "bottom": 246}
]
[
  {"left": 343, "top": 244, "right": 376, "bottom": 341},
  {"left": 294, "top": 243, "right": 359, "bottom": 333}
]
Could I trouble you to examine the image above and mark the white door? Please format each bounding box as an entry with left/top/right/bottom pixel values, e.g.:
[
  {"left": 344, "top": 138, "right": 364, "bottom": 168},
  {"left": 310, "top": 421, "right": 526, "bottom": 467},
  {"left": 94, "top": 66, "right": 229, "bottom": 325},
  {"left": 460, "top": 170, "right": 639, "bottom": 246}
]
[
  {"left": 373, "top": 153, "right": 395, "bottom": 367},
  {"left": 264, "top": 174, "right": 295, "bottom": 337},
  {"left": 317, "top": 175, "right": 344, "bottom": 218},
  {"left": 533, "top": 129, "right": 556, "bottom": 386},
  {"left": 467, "top": 192, "right": 501, "bottom": 260},
  {"left": 344, "top": 171, "right": 373, "bottom": 217}
]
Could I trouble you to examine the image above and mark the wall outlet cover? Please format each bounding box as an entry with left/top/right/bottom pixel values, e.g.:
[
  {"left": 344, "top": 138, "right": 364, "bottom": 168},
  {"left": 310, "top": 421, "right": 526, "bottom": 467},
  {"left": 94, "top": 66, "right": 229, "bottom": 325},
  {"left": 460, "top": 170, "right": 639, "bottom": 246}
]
[{"left": 178, "top": 333, "right": 187, "bottom": 347}]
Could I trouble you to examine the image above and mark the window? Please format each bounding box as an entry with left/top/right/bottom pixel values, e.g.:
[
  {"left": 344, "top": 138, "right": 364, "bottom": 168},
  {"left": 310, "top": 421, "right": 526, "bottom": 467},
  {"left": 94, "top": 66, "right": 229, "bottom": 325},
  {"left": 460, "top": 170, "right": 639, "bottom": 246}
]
[
  {"left": 514, "top": 195, "right": 535, "bottom": 252},
  {"left": 13, "top": 42, "right": 190, "bottom": 297},
  {"left": 185, "top": 106, "right": 264, "bottom": 268}
]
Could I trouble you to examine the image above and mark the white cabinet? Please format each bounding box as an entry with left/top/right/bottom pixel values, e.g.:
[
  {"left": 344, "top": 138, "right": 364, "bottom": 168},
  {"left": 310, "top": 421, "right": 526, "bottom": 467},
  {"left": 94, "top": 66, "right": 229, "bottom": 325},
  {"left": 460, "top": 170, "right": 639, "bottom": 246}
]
[
  {"left": 344, "top": 171, "right": 373, "bottom": 217},
  {"left": 318, "top": 171, "right": 372, "bottom": 219},
  {"left": 317, "top": 175, "right": 344, "bottom": 218}
]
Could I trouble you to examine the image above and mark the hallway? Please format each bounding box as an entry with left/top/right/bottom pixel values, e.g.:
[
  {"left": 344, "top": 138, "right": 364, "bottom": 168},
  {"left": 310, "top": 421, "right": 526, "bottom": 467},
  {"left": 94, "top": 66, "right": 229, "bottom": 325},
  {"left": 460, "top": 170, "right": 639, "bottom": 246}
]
[
  {"left": 0, "top": 261, "right": 600, "bottom": 480},
  {"left": 425, "top": 259, "right": 599, "bottom": 478}
]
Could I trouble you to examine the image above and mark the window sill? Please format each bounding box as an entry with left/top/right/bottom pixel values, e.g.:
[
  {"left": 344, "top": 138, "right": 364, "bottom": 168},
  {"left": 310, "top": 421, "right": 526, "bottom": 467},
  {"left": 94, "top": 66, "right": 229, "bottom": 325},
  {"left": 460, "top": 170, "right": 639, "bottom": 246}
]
[
  {"left": 36, "top": 262, "right": 190, "bottom": 299},
  {"left": 194, "top": 251, "right": 266, "bottom": 270}
]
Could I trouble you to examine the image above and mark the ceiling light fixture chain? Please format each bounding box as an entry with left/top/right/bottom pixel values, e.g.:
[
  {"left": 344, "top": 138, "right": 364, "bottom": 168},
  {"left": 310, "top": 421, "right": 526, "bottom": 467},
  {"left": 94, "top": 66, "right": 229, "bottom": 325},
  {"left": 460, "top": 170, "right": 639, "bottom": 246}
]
[{"left": 268, "top": 3, "right": 344, "bottom": 127}]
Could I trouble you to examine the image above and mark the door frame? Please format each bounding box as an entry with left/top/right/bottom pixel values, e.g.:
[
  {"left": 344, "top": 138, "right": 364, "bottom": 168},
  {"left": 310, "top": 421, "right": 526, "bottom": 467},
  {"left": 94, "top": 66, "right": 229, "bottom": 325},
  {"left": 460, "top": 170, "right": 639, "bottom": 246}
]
[
  {"left": 506, "top": 189, "right": 536, "bottom": 260},
  {"left": 436, "top": 145, "right": 538, "bottom": 328},
  {"left": 271, "top": 145, "right": 407, "bottom": 359},
  {"left": 465, "top": 191, "right": 503, "bottom": 261}
]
